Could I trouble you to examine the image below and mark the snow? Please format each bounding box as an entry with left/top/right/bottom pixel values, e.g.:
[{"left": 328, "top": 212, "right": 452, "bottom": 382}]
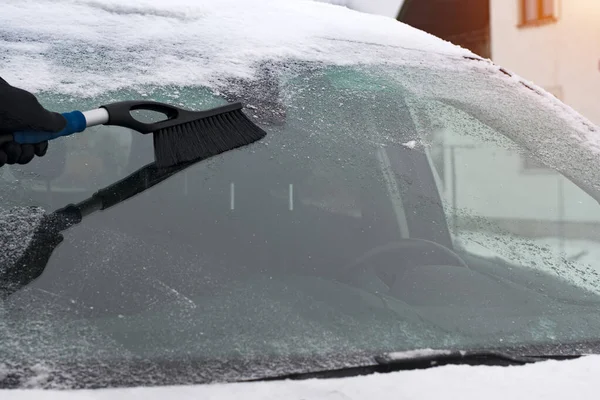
[
  {"left": 313, "top": 0, "right": 406, "bottom": 18},
  {"left": 401, "top": 140, "right": 417, "bottom": 149},
  {"left": 383, "top": 348, "right": 452, "bottom": 360},
  {"left": 3, "top": 355, "right": 600, "bottom": 399},
  {"left": 0, "top": 0, "right": 467, "bottom": 97},
  {"left": 346, "top": 0, "right": 406, "bottom": 18},
  {"left": 0, "top": 207, "right": 46, "bottom": 270},
  {"left": 312, "top": 0, "right": 349, "bottom": 5},
  {"left": 456, "top": 230, "right": 600, "bottom": 296}
]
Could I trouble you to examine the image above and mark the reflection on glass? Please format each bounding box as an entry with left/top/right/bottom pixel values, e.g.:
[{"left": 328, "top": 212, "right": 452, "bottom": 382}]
[{"left": 417, "top": 99, "right": 600, "bottom": 294}]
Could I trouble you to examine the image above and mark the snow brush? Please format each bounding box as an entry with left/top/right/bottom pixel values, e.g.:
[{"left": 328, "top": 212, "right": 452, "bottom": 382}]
[{"left": 0, "top": 101, "right": 266, "bottom": 168}]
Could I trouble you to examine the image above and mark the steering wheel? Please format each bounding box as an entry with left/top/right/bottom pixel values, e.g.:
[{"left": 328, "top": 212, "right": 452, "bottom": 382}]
[{"left": 339, "top": 238, "right": 468, "bottom": 289}]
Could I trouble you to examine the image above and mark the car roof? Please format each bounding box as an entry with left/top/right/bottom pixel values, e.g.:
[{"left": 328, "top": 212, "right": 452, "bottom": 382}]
[{"left": 1, "top": 0, "right": 471, "bottom": 96}]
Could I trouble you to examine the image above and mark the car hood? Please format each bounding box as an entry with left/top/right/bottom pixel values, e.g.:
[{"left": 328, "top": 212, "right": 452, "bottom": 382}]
[{"left": 3, "top": 355, "right": 600, "bottom": 399}]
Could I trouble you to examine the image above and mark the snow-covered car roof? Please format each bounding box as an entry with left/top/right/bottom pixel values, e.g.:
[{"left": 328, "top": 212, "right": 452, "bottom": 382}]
[{"left": 0, "top": 0, "right": 468, "bottom": 96}]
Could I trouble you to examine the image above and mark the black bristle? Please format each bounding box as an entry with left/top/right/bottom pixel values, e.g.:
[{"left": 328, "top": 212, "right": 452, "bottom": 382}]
[{"left": 153, "top": 109, "right": 266, "bottom": 168}]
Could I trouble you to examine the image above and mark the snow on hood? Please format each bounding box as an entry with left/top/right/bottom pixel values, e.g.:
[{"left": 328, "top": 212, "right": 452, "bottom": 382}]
[
  {"left": 0, "top": 0, "right": 469, "bottom": 97},
  {"left": 3, "top": 355, "right": 600, "bottom": 399}
]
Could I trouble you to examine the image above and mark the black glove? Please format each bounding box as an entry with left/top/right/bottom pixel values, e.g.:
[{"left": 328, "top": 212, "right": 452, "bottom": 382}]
[{"left": 0, "top": 77, "right": 66, "bottom": 167}]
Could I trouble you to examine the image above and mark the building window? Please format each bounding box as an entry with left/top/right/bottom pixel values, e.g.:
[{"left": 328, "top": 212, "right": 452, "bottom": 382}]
[{"left": 520, "top": 0, "right": 557, "bottom": 26}]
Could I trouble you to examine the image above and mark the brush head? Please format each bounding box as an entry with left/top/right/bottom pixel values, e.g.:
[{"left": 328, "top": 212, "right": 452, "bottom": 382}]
[{"left": 152, "top": 108, "right": 267, "bottom": 168}]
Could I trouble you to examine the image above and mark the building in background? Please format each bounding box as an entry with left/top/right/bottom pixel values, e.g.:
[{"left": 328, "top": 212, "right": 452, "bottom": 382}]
[
  {"left": 393, "top": 0, "right": 600, "bottom": 262},
  {"left": 399, "top": 0, "right": 490, "bottom": 58},
  {"left": 491, "top": 0, "right": 600, "bottom": 126},
  {"left": 398, "top": 0, "right": 600, "bottom": 125}
]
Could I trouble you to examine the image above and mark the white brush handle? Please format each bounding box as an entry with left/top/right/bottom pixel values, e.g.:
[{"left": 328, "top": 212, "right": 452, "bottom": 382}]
[
  {"left": 12, "top": 108, "right": 110, "bottom": 144},
  {"left": 82, "top": 108, "right": 110, "bottom": 127}
]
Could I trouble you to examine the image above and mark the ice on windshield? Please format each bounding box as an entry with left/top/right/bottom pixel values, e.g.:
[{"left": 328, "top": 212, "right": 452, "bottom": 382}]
[
  {"left": 0, "top": 207, "right": 46, "bottom": 271},
  {"left": 6, "top": 0, "right": 600, "bottom": 389}
]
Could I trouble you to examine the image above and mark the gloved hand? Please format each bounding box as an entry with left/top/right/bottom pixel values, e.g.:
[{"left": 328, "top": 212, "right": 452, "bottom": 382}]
[{"left": 0, "top": 77, "right": 66, "bottom": 167}]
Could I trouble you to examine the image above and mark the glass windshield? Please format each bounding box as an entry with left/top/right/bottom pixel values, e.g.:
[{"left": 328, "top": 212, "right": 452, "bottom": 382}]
[{"left": 2, "top": 63, "right": 600, "bottom": 388}]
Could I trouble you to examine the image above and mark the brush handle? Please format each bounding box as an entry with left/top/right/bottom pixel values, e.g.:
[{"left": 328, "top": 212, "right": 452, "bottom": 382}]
[
  {"left": 100, "top": 101, "right": 181, "bottom": 134},
  {"left": 4, "top": 101, "right": 179, "bottom": 144},
  {"left": 5, "top": 109, "right": 109, "bottom": 145},
  {"left": 2, "top": 100, "right": 244, "bottom": 145},
  {"left": 3, "top": 111, "right": 86, "bottom": 145},
  {"left": 100, "top": 100, "right": 243, "bottom": 134}
]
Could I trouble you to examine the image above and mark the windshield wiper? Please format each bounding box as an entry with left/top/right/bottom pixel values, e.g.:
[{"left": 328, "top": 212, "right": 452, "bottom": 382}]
[
  {"left": 1, "top": 161, "right": 195, "bottom": 299},
  {"left": 250, "top": 350, "right": 581, "bottom": 382},
  {"left": 374, "top": 349, "right": 579, "bottom": 368}
]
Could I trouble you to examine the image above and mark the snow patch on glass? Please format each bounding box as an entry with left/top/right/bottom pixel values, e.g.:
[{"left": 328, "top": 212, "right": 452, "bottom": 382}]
[
  {"left": 0, "top": 206, "right": 46, "bottom": 271},
  {"left": 384, "top": 348, "right": 454, "bottom": 360}
]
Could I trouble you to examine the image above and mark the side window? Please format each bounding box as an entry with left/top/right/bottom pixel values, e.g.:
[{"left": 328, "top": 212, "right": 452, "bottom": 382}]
[{"left": 410, "top": 99, "right": 600, "bottom": 291}]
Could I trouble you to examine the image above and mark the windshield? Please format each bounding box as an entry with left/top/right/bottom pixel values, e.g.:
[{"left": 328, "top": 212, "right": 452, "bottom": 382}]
[{"left": 2, "top": 62, "right": 600, "bottom": 388}]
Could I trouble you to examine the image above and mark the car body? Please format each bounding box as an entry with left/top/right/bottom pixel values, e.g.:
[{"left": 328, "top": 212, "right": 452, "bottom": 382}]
[{"left": 2, "top": 0, "right": 600, "bottom": 397}]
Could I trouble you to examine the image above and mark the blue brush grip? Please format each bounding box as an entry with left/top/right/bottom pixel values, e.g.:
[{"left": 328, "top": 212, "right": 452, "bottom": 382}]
[{"left": 13, "top": 111, "right": 87, "bottom": 144}]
